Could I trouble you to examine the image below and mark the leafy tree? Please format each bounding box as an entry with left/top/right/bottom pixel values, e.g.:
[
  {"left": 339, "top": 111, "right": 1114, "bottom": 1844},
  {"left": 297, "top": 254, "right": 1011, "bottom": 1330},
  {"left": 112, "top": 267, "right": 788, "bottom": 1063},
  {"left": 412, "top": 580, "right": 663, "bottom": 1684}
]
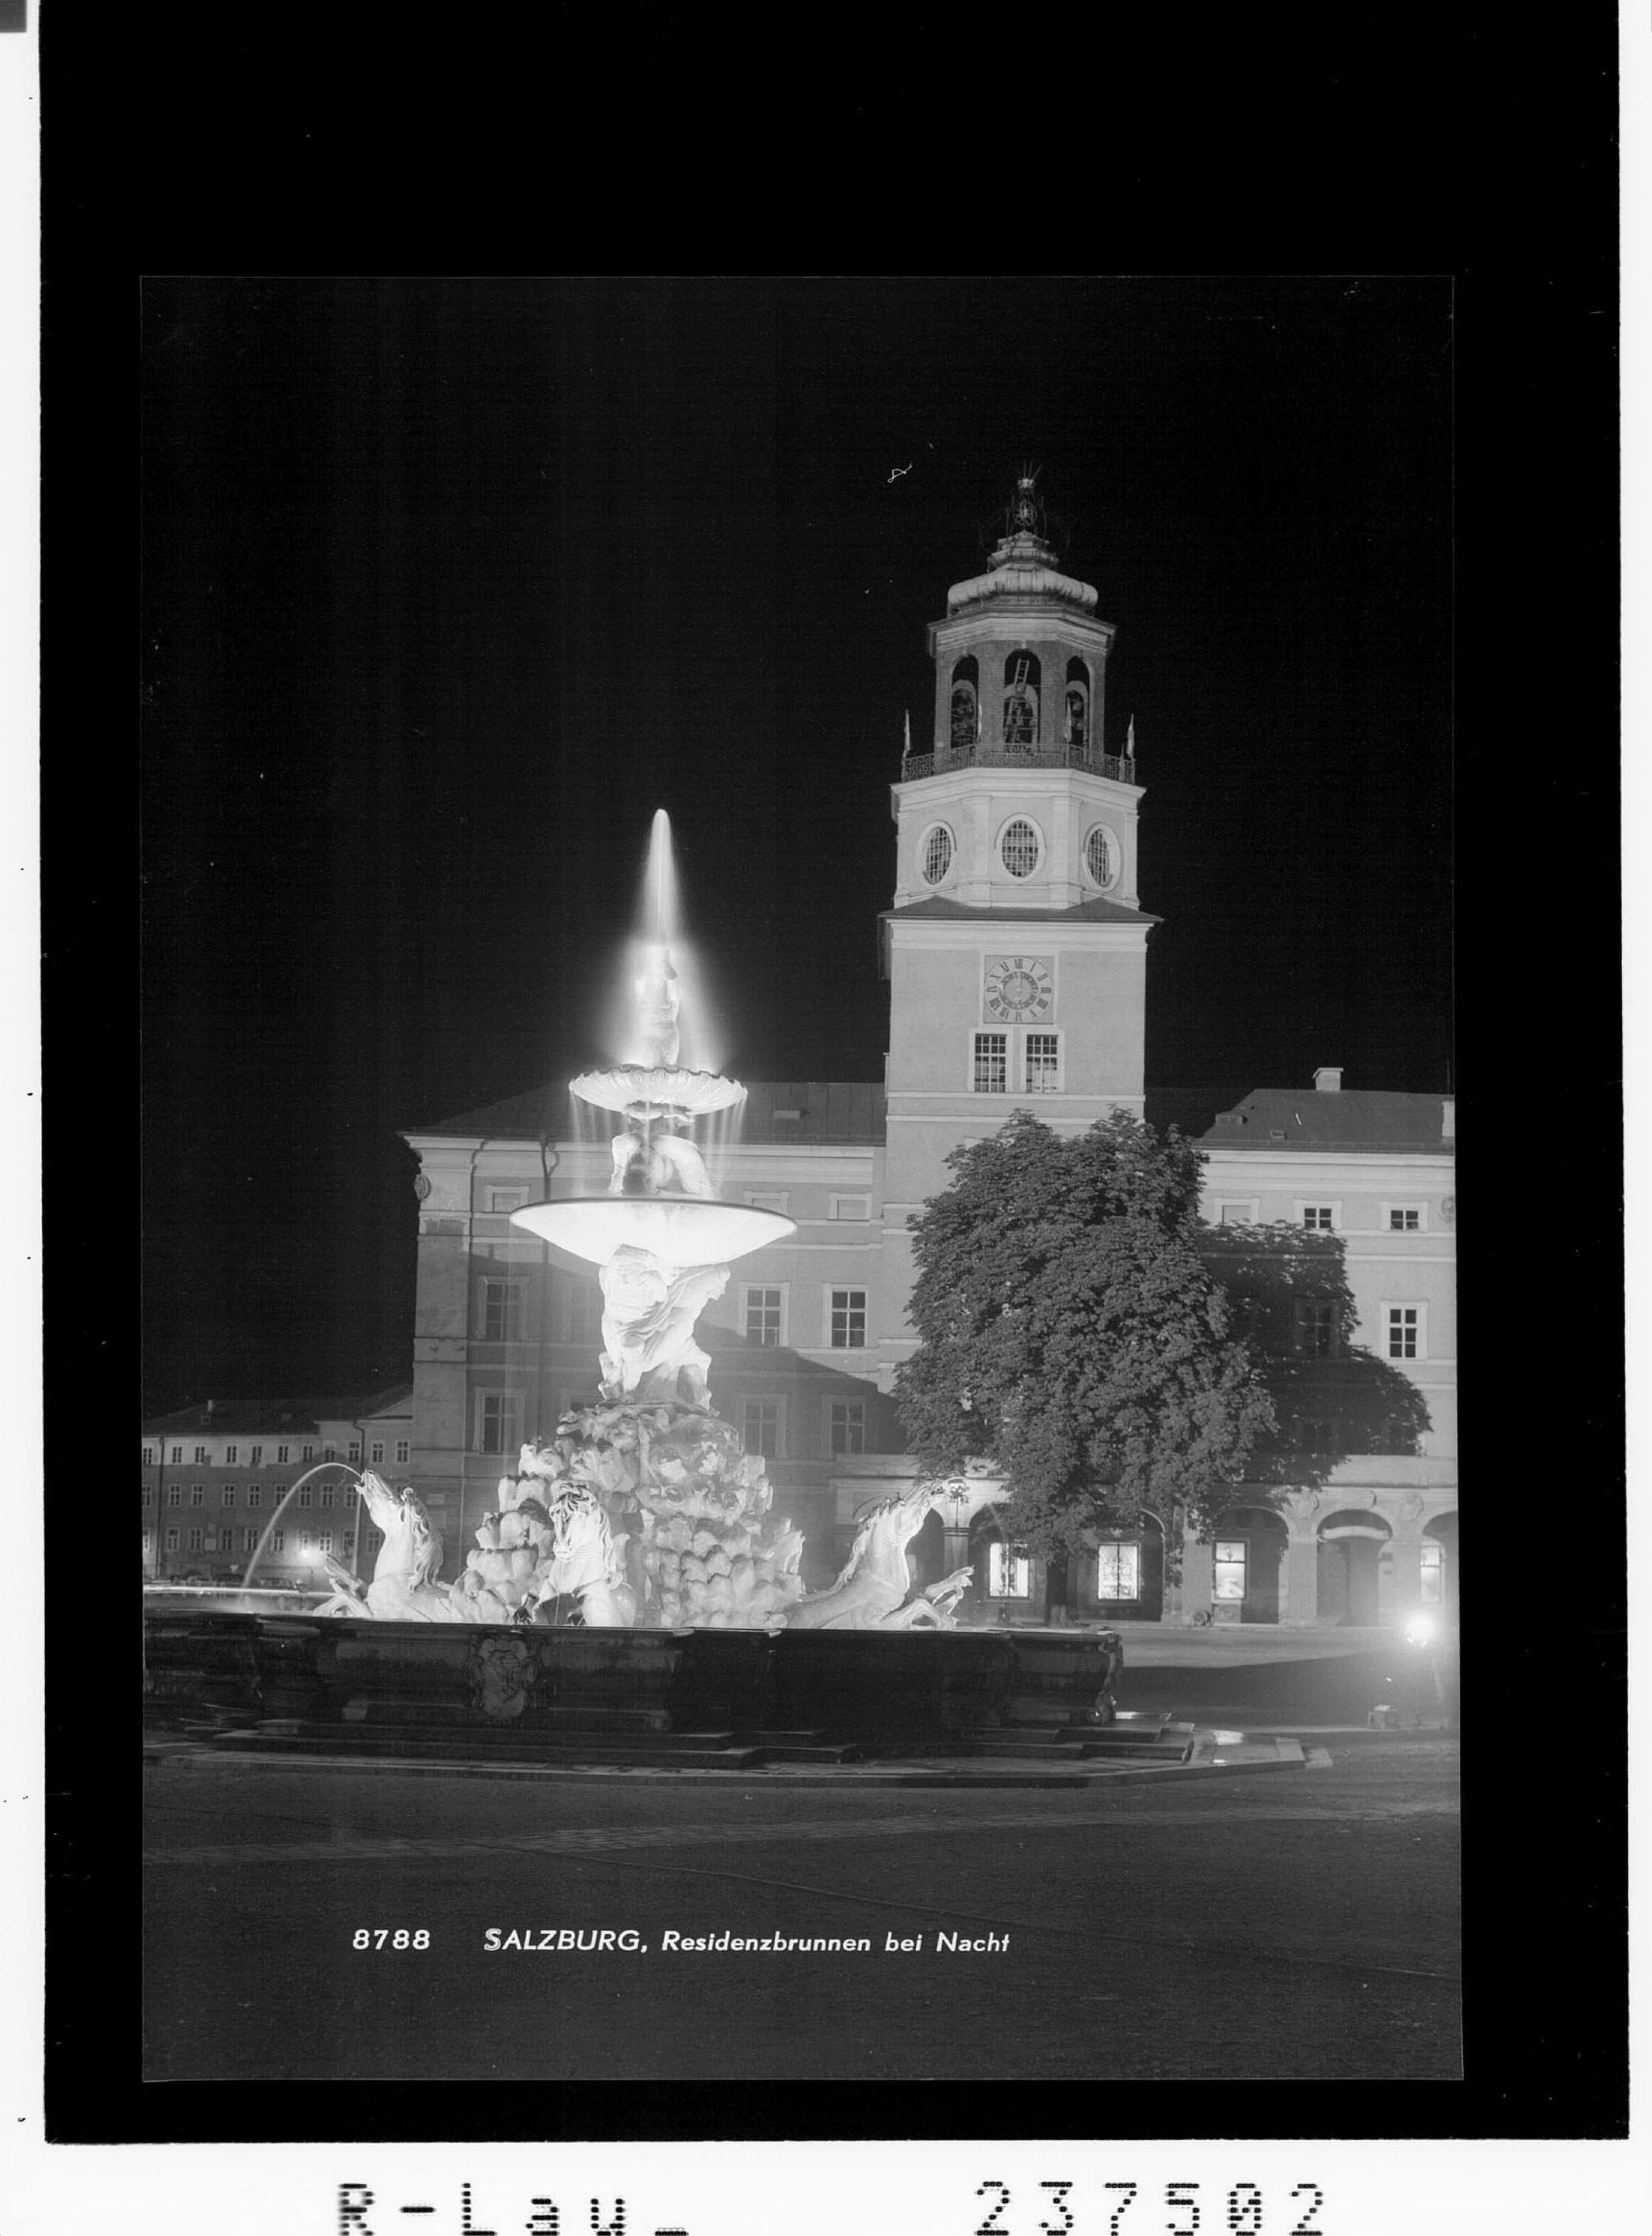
[{"left": 895, "top": 1110, "right": 1277, "bottom": 1562}]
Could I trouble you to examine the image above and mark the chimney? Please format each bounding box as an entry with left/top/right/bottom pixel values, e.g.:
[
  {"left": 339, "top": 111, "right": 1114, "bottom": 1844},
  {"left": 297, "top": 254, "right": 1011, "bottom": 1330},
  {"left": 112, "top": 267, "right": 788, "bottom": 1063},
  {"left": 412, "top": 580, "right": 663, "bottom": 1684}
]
[
  {"left": 1313, "top": 1066, "right": 1343, "bottom": 1094},
  {"left": 1442, "top": 1095, "right": 1455, "bottom": 1139}
]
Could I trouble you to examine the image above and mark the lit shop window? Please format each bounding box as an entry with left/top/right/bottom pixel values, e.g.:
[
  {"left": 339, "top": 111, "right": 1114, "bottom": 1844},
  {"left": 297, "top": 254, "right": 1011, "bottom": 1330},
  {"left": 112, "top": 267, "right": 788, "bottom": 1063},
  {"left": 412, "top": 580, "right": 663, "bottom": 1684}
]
[
  {"left": 1212, "top": 1540, "right": 1247, "bottom": 1602},
  {"left": 1094, "top": 1543, "right": 1140, "bottom": 1600},
  {"left": 828, "top": 1400, "right": 865, "bottom": 1457},
  {"left": 1420, "top": 1542, "right": 1444, "bottom": 1603},
  {"left": 829, "top": 1289, "right": 867, "bottom": 1349},
  {"left": 987, "top": 1543, "right": 1032, "bottom": 1598}
]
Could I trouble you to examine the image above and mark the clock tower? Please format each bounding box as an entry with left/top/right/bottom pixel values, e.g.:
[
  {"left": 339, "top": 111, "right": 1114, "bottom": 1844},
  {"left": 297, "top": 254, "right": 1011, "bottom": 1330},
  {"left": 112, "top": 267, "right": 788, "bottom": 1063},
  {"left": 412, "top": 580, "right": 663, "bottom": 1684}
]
[{"left": 874, "top": 475, "right": 1158, "bottom": 1381}]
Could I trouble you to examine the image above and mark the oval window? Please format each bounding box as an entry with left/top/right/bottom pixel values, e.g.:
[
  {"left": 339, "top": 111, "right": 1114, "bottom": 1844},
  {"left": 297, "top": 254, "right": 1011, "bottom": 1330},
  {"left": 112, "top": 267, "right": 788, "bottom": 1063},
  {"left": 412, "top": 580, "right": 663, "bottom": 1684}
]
[
  {"left": 1085, "top": 826, "right": 1116, "bottom": 888},
  {"left": 922, "top": 824, "right": 954, "bottom": 885},
  {"left": 1000, "top": 819, "right": 1040, "bottom": 878}
]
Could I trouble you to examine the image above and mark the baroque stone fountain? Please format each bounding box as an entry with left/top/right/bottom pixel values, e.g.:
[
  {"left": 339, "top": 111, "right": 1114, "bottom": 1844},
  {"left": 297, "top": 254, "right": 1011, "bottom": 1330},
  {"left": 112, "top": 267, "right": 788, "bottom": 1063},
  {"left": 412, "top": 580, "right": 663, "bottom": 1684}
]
[{"left": 309, "top": 813, "right": 972, "bottom": 1635}]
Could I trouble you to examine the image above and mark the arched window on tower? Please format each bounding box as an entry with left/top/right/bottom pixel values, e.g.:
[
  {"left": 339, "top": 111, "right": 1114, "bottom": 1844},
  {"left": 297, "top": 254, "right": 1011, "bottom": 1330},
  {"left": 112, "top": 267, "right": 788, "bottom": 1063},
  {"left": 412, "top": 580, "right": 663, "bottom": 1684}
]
[
  {"left": 1065, "top": 657, "right": 1090, "bottom": 751},
  {"left": 1002, "top": 652, "right": 1040, "bottom": 751},
  {"left": 949, "top": 656, "right": 979, "bottom": 751}
]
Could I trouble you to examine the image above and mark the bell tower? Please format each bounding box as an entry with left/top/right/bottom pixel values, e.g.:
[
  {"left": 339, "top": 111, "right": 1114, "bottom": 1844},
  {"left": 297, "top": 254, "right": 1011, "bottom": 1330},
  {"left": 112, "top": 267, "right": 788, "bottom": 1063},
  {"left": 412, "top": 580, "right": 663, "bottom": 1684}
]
[{"left": 874, "top": 475, "right": 1159, "bottom": 1379}]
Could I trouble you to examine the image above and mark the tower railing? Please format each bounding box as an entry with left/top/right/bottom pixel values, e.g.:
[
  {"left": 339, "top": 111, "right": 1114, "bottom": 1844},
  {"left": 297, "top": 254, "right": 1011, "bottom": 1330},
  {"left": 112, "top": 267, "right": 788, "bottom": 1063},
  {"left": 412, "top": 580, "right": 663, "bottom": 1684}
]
[{"left": 900, "top": 743, "right": 1137, "bottom": 783}]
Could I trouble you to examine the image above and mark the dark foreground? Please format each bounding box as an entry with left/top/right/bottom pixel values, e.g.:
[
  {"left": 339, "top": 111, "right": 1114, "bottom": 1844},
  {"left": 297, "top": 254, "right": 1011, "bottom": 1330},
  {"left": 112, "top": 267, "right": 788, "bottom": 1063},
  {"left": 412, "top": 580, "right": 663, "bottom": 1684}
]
[{"left": 143, "top": 1734, "right": 1459, "bottom": 2082}]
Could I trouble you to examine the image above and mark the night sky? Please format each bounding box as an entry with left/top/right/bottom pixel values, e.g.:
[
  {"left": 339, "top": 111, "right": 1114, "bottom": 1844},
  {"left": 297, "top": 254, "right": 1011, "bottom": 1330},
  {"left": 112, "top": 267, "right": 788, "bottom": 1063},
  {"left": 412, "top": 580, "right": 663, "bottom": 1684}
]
[{"left": 140, "top": 275, "right": 1454, "bottom": 1416}]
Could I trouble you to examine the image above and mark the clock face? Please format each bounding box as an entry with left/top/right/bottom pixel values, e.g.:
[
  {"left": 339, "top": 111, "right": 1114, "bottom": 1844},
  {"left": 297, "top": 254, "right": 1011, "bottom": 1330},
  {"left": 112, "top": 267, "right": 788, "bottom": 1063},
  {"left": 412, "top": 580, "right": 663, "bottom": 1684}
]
[{"left": 983, "top": 954, "right": 1053, "bottom": 1021}]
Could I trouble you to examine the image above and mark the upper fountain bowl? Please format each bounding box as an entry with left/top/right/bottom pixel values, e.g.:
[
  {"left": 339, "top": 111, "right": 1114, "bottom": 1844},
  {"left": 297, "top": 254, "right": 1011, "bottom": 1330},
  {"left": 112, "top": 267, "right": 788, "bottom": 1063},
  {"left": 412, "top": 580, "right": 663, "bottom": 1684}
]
[
  {"left": 571, "top": 1065, "right": 746, "bottom": 1118},
  {"left": 511, "top": 1193, "right": 795, "bottom": 1268}
]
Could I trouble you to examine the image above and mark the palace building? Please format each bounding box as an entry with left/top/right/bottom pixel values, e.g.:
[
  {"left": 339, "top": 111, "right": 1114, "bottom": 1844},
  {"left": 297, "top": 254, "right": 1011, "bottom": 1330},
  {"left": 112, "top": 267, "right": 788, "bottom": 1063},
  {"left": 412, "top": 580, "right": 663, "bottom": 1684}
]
[{"left": 149, "top": 481, "right": 1457, "bottom": 1629}]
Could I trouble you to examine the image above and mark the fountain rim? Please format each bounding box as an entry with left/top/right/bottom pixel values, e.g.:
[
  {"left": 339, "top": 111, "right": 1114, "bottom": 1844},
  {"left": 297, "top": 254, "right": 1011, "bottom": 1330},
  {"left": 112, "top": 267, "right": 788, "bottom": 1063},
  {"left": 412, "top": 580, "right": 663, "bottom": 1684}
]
[
  {"left": 570, "top": 1065, "right": 746, "bottom": 1117},
  {"left": 510, "top": 1193, "right": 796, "bottom": 1268}
]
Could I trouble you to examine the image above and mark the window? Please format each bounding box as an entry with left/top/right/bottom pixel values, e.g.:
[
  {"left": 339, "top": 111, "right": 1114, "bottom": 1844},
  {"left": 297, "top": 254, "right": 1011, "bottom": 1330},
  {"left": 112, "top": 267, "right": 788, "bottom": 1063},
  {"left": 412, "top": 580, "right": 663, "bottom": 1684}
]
[
  {"left": 193, "top": 1444, "right": 208, "bottom": 1463},
  {"left": 1301, "top": 1205, "right": 1335, "bottom": 1233},
  {"left": 142, "top": 1445, "right": 156, "bottom": 1466},
  {"left": 1292, "top": 1300, "right": 1338, "bottom": 1358},
  {"left": 318, "top": 1531, "right": 333, "bottom": 1554},
  {"left": 141, "top": 1487, "right": 153, "bottom": 1506},
  {"left": 1388, "top": 1206, "right": 1422, "bottom": 1232},
  {"left": 973, "top": 1032, "right": 1008, "bottom": 1093},
  {"left": 481, "top": 1277, "right": 524, "bottom": 1342},
  {"left": 999, "top": 818, "right": 1040, "bottom": 877},
  {"left": 487, "top": 1185, "right": 529, "bottom": 1214},
  {"left": 1386, "top": 1305, "right": 1423, "bottom": 1360},
  {"left": 1420, "top": 1541, "right": 1444, "bottom": 1603},
  {"left": 165, "top": 1528, "right": 180, "bottom": 1551},
  {"left": 300, "top": 1531, "right": 314, "bottom": 1551},
  {"left": 1218, "top": 1203, "right": 1255, "bottom": 1226},
  {"left": 1212, "top": 1540, "right": 1247, "bottom": 1602},
  {"left": 744, "top": 1286, "right": 784, "bottom": 1345},
  {"left": 323, "top": 1443, "right": 336, "bottom": 1461},
  {"left": 1094, "top": 1543, "right": 1140, "bottom": 1600},
  {"left": 396, "top": 1440, "right": 410, "bottom": 1465},
  {"left": 477, "top": 1391, "right": 522, "bottom": 1455},
  {"left": 829, "top": 1288, "right": 867, "bottom": 1349},
  {"left": 142, "top": 1530, "right": 151, "bottom": 1554},
  {"left": 249, "top": 1446, "right": 263, "bottom": 1466},
  {"left": 270, "top": 1530, "right": 285, "bottom": 1553},
  {"left": 170, "top": 1445, "right": 183, "bottom": 1464},
  {"left": 221, "top": 1486, "right": 236, "bottom": 1506},
  {"left": 1084, "top": 825, "right": 1116, "bottom": 888},
  {"left": 298, "top": 1488, "right": 313, "bottom": 1508},
  {"left": 276, "top": 1443, "right": 289, "bottom": 1462},
  {"left": 188, "top": 1529, "right": 203, "bottom": 1553},
  {"left": 166, "top": 1485, "right": 181, "bottom": 1507},
  {"left": 347, "top": 1441, "right": 362, "bottom": 1463},
  {"left": 224, "top": 1444, "right": 237, "bottom": 1463},
  {"left": 829, "top": 1195, "right": 871, "bottom": 1221},
  {"left": 988, "top": 1543, "right": 1032, "bottom": 1598},
  {"left": 189, "top": 1485, "right": 204, "bottom": 1507},
  {"left": 246, "top": 1486, "right": 261, "bottom": 1508},
  {"left": 369, "top": 1439, "right": 385, "bottom": 1464},
  {"left": 741, "top": 1401, "right": 780, "bottom": 1459},
  {"left": 828, "top": 1399, "right": 865, "bottom": 1457},
  {"left": 245, "top": 1527, "right": 260, "bottom": 1552},
  {"left": 320, "top": 1485, "right": 335, "bottom": 1506},
  {"left": 1024, "top": 1032, "right": 1061, "bottom": 1092},
  {"left": 302, "top": 1443, "right": 315, "bottom": 1461},
  {"left": 922, "top": 825, "right": 954, "bottom": 884}
]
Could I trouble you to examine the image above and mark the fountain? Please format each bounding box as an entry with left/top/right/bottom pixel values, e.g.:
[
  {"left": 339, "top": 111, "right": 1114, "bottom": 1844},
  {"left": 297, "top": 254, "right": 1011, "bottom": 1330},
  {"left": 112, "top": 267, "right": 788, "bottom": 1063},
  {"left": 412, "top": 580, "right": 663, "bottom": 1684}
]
[{"left": 303, "top": 811, "right": 973, "bottom": 1636}]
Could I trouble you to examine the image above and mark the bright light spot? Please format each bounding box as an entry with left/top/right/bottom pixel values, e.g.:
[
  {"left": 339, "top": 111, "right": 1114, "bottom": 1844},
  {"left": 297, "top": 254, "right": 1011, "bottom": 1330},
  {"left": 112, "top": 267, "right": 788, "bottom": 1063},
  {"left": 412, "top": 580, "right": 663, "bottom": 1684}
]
[{"left": 1404, "top": 1614, "right": 1435, "bottom": 1647}]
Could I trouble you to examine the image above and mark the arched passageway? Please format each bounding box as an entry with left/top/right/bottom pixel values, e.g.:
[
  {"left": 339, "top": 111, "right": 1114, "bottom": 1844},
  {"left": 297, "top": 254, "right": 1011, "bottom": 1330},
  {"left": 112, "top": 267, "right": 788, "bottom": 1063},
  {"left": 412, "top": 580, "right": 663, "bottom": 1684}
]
[{"left": 1317, "top": 1509, "right": 1393, "bottom": 1626}]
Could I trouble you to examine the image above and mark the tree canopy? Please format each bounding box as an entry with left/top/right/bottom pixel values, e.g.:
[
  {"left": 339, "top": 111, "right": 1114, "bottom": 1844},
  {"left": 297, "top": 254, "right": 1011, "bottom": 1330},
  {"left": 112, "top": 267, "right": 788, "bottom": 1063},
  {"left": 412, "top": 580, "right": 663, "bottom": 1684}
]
[{"left": 895, "top": 1110, "right": 1277, "bottom": 1557}]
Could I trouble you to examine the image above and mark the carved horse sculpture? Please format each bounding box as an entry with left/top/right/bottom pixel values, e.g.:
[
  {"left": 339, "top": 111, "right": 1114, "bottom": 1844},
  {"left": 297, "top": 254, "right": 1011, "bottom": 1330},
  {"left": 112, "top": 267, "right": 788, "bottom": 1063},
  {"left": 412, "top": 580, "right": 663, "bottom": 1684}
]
[
  {"left": 310, "top": 1470, "right": 637, "bottom": 1627},
  {"left": 784, "top": 1483, "right": 974, "bottom": 1630},
  {"left": 309, "top": 1472, "right": 496, "bottom": 1622}
]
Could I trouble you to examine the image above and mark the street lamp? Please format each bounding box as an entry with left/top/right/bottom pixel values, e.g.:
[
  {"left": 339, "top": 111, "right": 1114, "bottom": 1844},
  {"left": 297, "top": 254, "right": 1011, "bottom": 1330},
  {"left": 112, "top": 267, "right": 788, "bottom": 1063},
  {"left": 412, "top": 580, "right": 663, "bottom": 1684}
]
[{"left": 1403, "top": 1611, "right": 1437, "bottom": 1726}]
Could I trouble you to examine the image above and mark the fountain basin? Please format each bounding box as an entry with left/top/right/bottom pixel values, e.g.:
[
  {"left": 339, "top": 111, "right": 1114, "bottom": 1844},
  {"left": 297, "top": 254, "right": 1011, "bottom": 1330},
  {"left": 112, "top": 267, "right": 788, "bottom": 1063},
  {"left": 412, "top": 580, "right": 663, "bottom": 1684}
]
[
  {"left": 570, "top": 1065, "right": 745, "bottom": 1117},
  {"left": 512, "top": 1194, "right": 795, "bottom": 1267}
]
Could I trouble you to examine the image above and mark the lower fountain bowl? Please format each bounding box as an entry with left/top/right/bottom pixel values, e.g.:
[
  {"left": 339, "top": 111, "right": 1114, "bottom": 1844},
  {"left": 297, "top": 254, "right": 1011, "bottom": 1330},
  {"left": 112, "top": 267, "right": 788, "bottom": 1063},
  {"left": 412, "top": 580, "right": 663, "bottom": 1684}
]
[{"left": 512, "top": 1195, "right": 796, "bottom": 1267}]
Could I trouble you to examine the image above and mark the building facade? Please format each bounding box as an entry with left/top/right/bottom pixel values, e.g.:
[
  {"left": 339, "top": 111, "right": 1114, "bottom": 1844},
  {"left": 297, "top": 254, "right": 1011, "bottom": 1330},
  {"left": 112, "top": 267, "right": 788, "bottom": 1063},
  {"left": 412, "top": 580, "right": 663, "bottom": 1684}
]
[{"left": 162, "top": 483, "right": 1454, "bottom": 1627}]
